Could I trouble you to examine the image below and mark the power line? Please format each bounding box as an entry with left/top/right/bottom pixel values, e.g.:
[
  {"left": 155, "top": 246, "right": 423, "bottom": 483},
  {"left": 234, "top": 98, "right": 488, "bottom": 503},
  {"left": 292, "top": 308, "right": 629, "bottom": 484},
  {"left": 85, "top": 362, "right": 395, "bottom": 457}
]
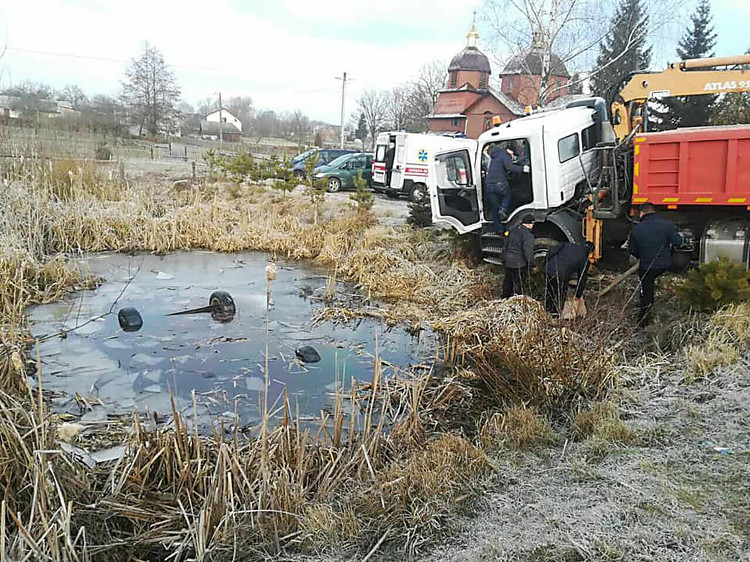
[{"left": 5, "top": 46, "right": 222, "bottom": 71}]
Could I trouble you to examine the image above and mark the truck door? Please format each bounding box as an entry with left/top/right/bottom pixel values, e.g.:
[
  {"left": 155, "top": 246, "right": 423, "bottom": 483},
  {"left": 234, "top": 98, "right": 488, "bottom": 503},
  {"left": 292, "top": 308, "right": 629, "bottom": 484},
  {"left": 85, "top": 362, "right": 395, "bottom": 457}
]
[
  {"left": 390, "top": 134, "right": 406, "bottom": 190},
  {"left": 430, "top": 148, "right": 482, "bottom": 234}
]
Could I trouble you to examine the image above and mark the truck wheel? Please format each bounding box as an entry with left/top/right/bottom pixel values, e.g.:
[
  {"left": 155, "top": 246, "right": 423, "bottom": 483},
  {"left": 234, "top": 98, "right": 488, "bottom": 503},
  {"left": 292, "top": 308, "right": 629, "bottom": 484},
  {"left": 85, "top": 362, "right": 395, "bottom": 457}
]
[
  {"left": 327, "top": 177, "right": 342, "bottom": 192},
  {"left": 294, "top": 170, "right": 304, "bottom": 179},
  {"left": 410, "top": 183, "right": 427, "bottom": 202},
  {"left": 532, "top": 236, "right": 562, "bottom": 269}
]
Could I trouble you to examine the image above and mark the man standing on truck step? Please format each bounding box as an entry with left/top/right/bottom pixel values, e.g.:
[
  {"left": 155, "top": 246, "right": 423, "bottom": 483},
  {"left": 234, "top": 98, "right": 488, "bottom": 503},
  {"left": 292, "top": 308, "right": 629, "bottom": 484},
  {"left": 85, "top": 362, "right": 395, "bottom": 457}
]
[
  {"left": 545, "top": 241, "right": 594, "bottom": 317},
  {"left": 486, "top": 144, "right": 529, "bottom": 231},
  {"left": 629, "top": 203, "right": 683, "bottom": 327},
  {"left": 502, "top": 214, "right": 536, "bottom": 298}
]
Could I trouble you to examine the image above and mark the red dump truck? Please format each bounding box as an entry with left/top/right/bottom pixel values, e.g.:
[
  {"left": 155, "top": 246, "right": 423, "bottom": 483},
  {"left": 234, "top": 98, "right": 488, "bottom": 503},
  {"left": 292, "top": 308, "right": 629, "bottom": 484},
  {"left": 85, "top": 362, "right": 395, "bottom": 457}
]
[{"left": 630, "top": 126, "right": 750, "bottom": 264}]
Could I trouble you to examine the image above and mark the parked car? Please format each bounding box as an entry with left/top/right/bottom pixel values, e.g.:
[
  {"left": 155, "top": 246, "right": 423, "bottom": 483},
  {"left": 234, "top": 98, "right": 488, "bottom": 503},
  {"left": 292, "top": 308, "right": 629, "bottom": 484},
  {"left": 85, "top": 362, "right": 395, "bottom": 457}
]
[
  {"left": 291, "top": 148, "right": 356, "bottom": 177},
  {"left": 313, "top": 152, "right": 373, "bottom": 192}
]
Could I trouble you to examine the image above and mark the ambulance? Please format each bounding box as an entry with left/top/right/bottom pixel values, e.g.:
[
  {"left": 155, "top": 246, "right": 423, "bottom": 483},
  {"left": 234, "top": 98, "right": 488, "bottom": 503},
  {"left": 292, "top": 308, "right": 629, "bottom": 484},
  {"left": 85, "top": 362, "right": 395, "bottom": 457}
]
[{"left": 371, "top": 132, "right": 476, "bottom": 202}]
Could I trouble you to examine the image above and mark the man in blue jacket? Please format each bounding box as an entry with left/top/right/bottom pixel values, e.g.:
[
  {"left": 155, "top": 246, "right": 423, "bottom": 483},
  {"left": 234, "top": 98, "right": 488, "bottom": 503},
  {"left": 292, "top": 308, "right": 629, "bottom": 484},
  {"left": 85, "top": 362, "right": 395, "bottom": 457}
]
[
  {"left": 485, "top": 144, "right": 529, "bottom": 231},
  {"left": 629, "top": 203, "right": 683, "bottom": 326}
]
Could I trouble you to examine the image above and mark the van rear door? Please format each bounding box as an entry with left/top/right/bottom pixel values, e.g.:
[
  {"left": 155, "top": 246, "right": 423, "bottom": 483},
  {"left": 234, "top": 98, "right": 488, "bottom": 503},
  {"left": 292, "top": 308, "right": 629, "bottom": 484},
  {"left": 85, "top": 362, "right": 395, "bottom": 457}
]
[
  {"left": 430, "top": 148, "right": 482, "bottom": 234},
  {"left": 373, "top": 142, "right": 388, "bottom": 187},
  {"left": 389, "top": 134, "right": 406, "bottom": 191}
]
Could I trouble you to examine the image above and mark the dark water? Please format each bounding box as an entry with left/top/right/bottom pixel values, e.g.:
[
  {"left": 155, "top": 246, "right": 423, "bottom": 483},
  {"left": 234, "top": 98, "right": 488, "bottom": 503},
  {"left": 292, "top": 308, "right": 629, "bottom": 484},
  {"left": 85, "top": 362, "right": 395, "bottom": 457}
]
[{"left": 28, "top": 252, "right": 435, "bottom": 429}]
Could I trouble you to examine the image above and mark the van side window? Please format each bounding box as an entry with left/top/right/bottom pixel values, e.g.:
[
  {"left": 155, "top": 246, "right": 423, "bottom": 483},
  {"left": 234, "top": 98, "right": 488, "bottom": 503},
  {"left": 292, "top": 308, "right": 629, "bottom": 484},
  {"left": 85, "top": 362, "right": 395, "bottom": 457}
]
[
  {"left": 558, "top": 133, "right": 580, "bottom": 163},
  {"left": 375, "top": 145, "right": 386, "bottom": 162},
  {"left": 581, "top": 125, "right": 597, "bottom": 151}
]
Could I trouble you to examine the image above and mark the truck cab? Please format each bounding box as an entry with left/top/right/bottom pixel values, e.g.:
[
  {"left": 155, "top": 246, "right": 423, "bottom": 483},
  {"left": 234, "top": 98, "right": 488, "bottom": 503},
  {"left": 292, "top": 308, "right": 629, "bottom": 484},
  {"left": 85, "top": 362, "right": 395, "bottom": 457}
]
[
  {"left": 430, "top": 107, "right": 601, "bottom": 232},
  {"left": 429, "top": 105, "right": 604, "bottom": 262}
]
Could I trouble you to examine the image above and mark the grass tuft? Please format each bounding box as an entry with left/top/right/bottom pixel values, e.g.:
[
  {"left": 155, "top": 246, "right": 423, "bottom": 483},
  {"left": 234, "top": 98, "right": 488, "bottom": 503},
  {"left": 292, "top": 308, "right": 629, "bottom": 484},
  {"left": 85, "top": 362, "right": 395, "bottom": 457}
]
[{"left": 480, "top": 406, "right": 555, "bottom": 451}]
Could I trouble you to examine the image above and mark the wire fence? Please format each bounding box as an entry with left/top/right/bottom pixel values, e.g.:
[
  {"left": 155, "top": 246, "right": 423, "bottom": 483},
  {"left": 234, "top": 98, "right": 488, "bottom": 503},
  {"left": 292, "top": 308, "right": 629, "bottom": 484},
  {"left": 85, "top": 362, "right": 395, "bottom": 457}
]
[{"left": 0, "top": 125, "right": 306, "bottom": 168}]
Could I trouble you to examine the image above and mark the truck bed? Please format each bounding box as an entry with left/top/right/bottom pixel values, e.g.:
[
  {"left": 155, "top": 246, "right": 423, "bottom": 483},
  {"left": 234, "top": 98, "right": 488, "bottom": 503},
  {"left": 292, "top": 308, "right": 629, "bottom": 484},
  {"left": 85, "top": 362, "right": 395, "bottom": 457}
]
[{"left": 632, "top": 125, "right": 750, "bottom": 207}]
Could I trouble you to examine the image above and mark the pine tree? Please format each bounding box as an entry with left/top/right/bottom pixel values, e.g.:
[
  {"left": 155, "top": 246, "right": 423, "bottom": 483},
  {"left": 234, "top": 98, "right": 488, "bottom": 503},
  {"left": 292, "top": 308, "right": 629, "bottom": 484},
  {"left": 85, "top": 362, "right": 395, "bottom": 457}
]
[
  {"left": 591, "top": 0, "right": 652, "bottom": 108},
  {"left": 711, "top": 48, "right": 750, "bottom": 125},
  {"left": 659, "top": 0, "right": 717, "bottom": 129},
  {"left": 355, "top": 113, "right": 367, "bottom": 144}
]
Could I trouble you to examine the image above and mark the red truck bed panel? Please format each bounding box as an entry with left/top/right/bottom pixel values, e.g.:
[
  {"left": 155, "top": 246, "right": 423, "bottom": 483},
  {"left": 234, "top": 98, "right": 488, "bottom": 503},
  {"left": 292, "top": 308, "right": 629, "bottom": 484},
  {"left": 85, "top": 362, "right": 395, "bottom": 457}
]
[{"left": 633, "top": 125, "right": 750, "bottom": 206}]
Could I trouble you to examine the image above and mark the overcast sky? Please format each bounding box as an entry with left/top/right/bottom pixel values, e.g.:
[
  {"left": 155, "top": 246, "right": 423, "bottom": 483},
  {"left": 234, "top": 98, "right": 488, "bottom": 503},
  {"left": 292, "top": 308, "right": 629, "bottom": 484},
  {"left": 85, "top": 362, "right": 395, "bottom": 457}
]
[{"left": 0, "top": 0, "right": 747, "bottom": 124}]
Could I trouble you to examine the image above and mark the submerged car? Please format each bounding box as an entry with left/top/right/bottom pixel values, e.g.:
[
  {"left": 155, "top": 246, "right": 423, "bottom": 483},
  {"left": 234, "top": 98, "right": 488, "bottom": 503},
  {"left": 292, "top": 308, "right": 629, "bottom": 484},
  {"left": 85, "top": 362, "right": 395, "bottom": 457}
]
[
  {"left": 291, "top": 148, "right": 356, "bottom": 177},
  {"left": 314, "top": 152, "right": 373, "bottom": 192}
]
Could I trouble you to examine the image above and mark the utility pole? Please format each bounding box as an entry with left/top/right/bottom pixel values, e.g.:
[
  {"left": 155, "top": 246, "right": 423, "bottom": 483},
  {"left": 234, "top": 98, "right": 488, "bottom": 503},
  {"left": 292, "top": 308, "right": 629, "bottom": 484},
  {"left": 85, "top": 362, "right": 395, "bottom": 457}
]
[
  {"left": 217, "top": 91, "right": 223, "bottom": 145},
  {"left": 336, "top": 72, "right": 347, "bottom": 149}
]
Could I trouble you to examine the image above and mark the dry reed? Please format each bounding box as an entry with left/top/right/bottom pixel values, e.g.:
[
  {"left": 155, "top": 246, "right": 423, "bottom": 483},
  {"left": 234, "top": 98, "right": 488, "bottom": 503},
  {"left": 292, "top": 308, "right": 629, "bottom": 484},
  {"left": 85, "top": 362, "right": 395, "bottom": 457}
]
[{"left": 433, "top": 296, "right": 616, "bottom": 410}]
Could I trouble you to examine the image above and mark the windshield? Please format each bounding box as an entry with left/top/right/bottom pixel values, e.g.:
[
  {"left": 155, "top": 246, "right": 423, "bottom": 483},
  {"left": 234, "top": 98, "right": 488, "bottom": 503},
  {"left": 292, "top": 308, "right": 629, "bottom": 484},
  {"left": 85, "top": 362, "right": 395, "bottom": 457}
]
[
  {"left": 327, "top": 153, "right": 355, "bottom": 168},
  {"left": 293, "top": 149, "right": 316, "bottom": 163}
]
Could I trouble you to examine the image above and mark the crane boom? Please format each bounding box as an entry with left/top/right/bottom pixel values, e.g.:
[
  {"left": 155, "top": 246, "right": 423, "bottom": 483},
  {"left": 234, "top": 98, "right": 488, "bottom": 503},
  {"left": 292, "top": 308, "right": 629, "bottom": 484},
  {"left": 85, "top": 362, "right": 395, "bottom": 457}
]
[{"left": 612, "top": 54, "right": 750, "bottom": 140}]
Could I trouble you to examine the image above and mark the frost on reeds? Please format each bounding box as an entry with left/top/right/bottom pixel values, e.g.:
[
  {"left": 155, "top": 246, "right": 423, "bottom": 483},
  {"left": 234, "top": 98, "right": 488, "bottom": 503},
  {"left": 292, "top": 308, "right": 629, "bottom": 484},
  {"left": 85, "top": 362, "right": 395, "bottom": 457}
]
[
  {"left": 0, "top": 375, "right": 488, "bottom": 559},
  {"left": 683, "top": 301, "right": 750, "bottom": 380},
  {"left": 433, "top": 296, "right": 615, "bottom": 409}
]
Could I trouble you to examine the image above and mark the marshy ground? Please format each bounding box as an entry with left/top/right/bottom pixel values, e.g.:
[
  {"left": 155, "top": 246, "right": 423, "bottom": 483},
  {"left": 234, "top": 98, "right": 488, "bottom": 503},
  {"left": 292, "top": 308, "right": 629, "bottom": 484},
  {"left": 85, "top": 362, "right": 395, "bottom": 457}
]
[{"left": 0, "top": 159, "right": 748, "bottom": 561}]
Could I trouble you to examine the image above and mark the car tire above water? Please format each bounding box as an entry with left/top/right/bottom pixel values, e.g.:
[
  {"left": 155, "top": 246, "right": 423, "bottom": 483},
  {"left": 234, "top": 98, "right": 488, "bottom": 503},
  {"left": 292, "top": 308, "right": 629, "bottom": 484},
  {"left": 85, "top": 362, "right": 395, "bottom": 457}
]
[{"left": 327, "top": 177, "right": 342, "bottom": 193}]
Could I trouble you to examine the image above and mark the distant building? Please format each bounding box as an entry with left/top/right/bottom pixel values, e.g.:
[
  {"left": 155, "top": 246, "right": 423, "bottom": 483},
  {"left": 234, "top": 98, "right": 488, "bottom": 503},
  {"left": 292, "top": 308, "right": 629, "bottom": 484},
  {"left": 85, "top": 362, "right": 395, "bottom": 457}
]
[
  {"left": 0, "top": 95, "right": 81, "bottom": 122},
  {"left": 205, "top": 108, "right": 243, "bottom": 133},
  {"left": 199, "top": 120, "right": 242, "bottom": 142},
  {"left": 427, "top": 25, "right": 525, "bottom": 139},
  {"left": 427, "top": 24, "right": 572, "bottom": 139},
  {"left": 498, "top": 29, "right": 570, "bottom": 108}
]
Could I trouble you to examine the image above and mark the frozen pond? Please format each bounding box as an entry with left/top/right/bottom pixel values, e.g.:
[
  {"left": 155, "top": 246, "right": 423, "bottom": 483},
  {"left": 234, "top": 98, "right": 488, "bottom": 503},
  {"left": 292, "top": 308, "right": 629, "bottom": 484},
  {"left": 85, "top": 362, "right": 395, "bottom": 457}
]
[{"left": 28, "top": 251, "right": 435, "bottom": 430}]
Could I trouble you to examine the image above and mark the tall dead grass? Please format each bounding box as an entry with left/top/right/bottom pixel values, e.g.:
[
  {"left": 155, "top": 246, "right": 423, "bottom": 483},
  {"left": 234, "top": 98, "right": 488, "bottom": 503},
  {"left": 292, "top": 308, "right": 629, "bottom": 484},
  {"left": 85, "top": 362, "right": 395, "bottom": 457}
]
[
  {"left": 684, "top": 302, "right": 750, "bottom": 380},
  {"left": 433, "top": 296, "right": 616, "bottom": 410},
  {"left": 0, "top": 373, "right": 488, "bottom": 560}
]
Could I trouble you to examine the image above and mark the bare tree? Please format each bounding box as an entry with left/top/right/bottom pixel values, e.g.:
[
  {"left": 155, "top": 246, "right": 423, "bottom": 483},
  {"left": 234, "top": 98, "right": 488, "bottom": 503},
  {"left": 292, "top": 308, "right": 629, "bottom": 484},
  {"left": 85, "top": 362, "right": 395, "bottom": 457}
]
[
  {"left": 357, "top": 89, "right": 390, "bottom": 149},
  {"left": 59, "top": 85, "right": 88, "bottom": 109},
  {"left": 389, "top": 86, "right": 410, "bottom": 131},
  {"left": 197, "top": 97, "right": 218, "bottom": 116},
  {"left": 405, "top": 60, "right": 446, "bottom": 131},
  {"left": 121, "top": 44, "right": 181, "bottom": 136},
  {"left": 290, "top": 109, "right": 311, "bottom": 149},
  {"left": 2, "top": 81, "right": 57, "bottom": 119},
  {"left": 225, "top": 96, "right": 254, "bottom": 131},
  {"left": 482, "top": 0, "right": 687, "bottom": 106},
  {"left": 251, "top": 109, "right": 277, "bottom": 146}
]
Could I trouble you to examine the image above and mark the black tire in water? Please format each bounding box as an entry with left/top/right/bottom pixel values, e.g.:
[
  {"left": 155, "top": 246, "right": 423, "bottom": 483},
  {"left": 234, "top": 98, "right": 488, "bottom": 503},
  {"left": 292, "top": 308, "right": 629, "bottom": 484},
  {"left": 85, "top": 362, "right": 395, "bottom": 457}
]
[
  {"left": 118, "top": 307, "right": 143, "bottom": 332},
  {"left": 209, "top": 291, "right": 236, "bottom": 322}
]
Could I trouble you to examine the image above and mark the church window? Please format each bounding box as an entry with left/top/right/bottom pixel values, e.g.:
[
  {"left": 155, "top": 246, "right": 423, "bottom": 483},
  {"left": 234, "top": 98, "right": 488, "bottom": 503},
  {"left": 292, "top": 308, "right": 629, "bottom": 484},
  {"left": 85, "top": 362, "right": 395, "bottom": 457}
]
[
  {"left": 479, "top": 73, "right": 487, "bottom": 89},
  {"left": 449, "top": 72, "right": 457, "bottom": 88}
]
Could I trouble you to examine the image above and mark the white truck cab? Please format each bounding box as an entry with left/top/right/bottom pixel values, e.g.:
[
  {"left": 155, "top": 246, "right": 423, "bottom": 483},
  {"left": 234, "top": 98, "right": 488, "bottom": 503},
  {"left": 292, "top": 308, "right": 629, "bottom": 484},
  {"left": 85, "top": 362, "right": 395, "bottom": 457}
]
[
  {"left": 372, "top": 132, "right": 476, "bottom": 202},
  {"left": 429, "top": 106, "right": 602, "bottom": 237}
]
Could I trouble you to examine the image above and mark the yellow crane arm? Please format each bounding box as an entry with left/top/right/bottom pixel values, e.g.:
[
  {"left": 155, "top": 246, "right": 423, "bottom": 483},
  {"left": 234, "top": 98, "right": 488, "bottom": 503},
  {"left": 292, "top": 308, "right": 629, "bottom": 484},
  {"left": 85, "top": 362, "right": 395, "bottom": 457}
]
[{"left": 612, "top": 54, "right": 750, "bottom": 140}]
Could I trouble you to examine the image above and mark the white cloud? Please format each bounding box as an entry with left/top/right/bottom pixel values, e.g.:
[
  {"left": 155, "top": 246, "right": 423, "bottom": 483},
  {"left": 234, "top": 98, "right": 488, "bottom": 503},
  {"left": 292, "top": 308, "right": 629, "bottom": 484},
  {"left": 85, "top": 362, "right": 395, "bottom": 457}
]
[{"left": 0, "top": 0, "right": 484, "bottom": 122}]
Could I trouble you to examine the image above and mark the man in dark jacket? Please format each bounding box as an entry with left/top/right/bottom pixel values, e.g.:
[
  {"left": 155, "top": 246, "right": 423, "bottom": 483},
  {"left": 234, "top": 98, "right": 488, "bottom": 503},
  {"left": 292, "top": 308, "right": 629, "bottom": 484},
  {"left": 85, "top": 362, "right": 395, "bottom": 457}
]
[
  {"left": 502, "top": 214, "right": 535, "bottom": 298},
  {"left": 545, "top": 241, "right": 593, "bottom": 316},
  {"left": 629, "top": 203, "right": 683, "bottom": 326},
  {"left": 485, "top": 145, "right": 529, "bottom": 231}
]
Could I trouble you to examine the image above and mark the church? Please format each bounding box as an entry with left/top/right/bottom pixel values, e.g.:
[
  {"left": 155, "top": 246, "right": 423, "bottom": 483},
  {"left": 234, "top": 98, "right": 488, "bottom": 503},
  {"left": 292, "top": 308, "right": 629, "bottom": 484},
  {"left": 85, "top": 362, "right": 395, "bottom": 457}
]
[{"left": 427, "top": 24, "right": 570, "bottom": 139}]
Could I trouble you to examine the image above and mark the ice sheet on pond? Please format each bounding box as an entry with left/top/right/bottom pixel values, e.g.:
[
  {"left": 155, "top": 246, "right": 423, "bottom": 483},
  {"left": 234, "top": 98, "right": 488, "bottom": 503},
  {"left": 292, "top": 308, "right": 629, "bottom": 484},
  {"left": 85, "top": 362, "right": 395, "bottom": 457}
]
[{"left": 29, "top": 251, "right": 435, "bottom": 428}]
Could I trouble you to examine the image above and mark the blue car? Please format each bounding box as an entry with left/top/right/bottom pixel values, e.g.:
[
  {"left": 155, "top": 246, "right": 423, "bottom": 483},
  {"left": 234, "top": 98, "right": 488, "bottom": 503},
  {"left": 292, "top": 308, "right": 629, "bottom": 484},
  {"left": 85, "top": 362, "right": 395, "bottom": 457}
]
[{"left": 292, "top": 148, "right": 356, "bottom": 177}]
